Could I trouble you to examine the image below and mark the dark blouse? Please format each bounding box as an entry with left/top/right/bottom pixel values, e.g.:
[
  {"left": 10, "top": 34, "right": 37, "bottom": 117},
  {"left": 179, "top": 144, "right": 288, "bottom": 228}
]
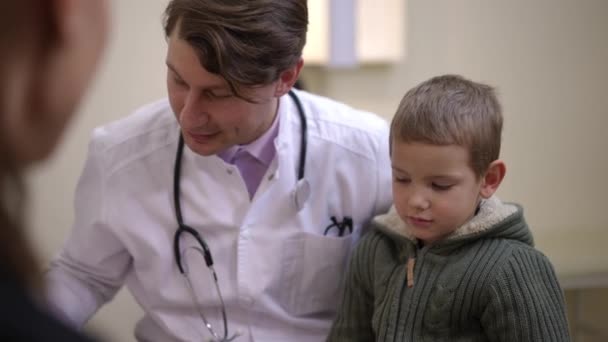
[{"left": 0, "top": 272, "right": 97, "bottom": 342}]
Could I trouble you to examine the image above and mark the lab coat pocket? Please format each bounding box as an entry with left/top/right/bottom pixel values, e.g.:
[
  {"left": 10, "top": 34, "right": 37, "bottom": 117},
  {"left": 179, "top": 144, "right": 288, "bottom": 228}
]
[{"left": 279, "top": 232, "right": 353, "bottom": 317}]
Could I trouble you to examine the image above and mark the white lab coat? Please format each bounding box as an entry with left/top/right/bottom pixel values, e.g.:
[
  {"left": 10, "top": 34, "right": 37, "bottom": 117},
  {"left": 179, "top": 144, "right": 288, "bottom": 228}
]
[{"left": 47, "top": 90, "right": 392, "bottom": 342}]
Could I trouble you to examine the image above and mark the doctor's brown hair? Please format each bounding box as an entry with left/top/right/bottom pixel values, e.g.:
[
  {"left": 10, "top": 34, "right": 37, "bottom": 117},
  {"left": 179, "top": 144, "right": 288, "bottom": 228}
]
[
  {"left": 163, "top": 0, "right": 308, "bottom": 99},
  {"left": 390, "top": 75, "right": 503, "bottom": 178},
  {"left": 0, "top": 1, "right": 56, "bottom": 290}
]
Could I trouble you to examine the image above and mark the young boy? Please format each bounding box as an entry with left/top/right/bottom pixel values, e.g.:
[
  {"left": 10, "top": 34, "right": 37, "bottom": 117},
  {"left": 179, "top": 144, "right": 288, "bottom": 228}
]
[{"left": 327, "top": 75, "right": 570, "bottom": 341}]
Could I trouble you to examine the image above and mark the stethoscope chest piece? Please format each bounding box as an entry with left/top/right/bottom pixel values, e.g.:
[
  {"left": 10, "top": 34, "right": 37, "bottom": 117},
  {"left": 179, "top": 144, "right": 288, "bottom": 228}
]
[{"left": 292, "top": 178, "right": 310, "bottom": 211}]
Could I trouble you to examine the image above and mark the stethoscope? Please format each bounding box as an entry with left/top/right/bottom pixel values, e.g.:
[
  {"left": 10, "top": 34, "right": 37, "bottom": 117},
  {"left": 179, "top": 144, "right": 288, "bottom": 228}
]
[{"left": 172, "top": 90, "right": 306, "bottom": 341}]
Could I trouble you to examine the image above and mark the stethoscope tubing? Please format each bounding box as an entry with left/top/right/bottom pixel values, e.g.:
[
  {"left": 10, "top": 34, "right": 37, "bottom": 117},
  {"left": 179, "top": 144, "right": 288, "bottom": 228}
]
[{"left": 173, "top": 90, "right": 306, "bottom": 273}]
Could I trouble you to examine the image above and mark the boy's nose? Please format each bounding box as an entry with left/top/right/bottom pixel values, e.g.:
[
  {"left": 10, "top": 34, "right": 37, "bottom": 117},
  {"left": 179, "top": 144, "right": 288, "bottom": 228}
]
[{"left": 408, "top": 193, "right": 430, "bottom": 210}]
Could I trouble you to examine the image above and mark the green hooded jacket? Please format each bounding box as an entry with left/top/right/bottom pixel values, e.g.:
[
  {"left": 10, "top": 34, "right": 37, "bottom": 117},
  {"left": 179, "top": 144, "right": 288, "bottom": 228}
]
[{"left": 327, "top": 196, "right": 570, "bottom": 342}]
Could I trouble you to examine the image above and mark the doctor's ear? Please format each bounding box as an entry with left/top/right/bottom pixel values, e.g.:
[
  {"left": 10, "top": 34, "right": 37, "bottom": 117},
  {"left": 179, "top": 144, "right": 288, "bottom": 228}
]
[
  {"left": 479, "top": 160, "right": 506, "bottom": 198},
  {"left": 274, "top": 58, "right": 304, "bottom": 97}
]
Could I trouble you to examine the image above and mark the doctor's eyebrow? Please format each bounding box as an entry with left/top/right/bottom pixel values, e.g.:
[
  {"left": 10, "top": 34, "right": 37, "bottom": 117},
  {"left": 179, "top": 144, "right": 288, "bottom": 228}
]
[
  {"left": 165, "top": 61, "right": 228, "bottom": 91},
  {"left": 165, "top": 62, "right": 182, "bottom": 78}
]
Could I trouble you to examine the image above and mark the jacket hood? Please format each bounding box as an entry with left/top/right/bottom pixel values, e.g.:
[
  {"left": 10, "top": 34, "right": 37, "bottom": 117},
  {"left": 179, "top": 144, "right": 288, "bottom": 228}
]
[{"left": 372, "top": 196, "right": 533, "bottom": 249}]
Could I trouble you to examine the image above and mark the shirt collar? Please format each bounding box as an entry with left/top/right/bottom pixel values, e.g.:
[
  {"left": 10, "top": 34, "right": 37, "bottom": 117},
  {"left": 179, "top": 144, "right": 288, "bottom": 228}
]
[{"left": 217, "top": 104, "right": 281, "bottom": 167}]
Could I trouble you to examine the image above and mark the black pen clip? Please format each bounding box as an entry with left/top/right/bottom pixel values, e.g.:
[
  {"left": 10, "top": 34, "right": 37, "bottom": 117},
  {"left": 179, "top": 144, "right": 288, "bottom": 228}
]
[{"left": 323, "top": 216, "right": 353, "bottom": 236}]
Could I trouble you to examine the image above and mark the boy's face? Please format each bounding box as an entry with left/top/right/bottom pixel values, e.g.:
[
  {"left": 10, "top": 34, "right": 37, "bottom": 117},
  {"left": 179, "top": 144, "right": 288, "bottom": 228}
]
[{"left": 391, "top": 141, "right": 487, "bottom": 246}]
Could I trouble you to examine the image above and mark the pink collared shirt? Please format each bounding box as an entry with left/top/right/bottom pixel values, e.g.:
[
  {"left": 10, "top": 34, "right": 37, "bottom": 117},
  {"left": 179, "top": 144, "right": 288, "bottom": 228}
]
[{"left": 217, "top": 111, "right": 280, "bottom": 198}]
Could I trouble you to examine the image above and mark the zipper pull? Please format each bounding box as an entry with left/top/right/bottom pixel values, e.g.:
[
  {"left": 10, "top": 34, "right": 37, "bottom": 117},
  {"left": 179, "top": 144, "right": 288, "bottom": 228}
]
[{"left": 407, "top": 257, "right": 416, "bottom": 288}]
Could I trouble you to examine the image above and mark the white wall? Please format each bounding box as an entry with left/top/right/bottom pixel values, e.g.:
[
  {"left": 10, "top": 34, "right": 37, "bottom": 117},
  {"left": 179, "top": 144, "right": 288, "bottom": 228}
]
[
  {"left": 26, "top": 0, "right": 608, "bottom": 341},
  {"left": 303, "top": 0, "right": 608, "bottom": 277}
]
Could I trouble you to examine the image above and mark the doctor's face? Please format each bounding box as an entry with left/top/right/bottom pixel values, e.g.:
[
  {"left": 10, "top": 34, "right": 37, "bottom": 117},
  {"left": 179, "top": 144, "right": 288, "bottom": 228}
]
[{"left": 166, "top": 31, "right": 282, "bottom": 156}]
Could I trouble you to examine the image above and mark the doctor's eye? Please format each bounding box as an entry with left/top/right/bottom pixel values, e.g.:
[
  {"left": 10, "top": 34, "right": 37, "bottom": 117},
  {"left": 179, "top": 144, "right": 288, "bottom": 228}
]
[
  {"left": 172, "top": 76, "right": 188, "bottom": 87},
  {"left": 203, "top": 89, "right": 232, "bottom": 100}
]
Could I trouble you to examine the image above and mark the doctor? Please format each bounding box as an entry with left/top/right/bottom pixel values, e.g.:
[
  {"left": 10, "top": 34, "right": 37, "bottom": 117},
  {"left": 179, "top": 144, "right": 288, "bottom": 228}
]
[{"left": 47, "top": 0, "right": 391, "bottom": 341}]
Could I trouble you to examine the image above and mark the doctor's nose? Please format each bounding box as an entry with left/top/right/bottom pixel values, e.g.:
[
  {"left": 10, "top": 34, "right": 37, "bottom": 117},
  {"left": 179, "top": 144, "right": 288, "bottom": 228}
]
[{"left": 180, "top": 92, "right": 210, "bottom": 126}]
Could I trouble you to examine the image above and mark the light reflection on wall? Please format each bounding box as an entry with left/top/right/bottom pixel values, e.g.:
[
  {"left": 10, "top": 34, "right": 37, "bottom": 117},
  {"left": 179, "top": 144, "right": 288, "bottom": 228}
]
[{"left": 303, "top": 0, "right": 406, "bottom": 68}]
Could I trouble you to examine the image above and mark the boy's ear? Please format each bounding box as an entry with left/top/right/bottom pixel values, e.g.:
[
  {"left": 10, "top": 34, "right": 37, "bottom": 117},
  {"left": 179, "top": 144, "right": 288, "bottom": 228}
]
[
  {"left": 274, "top": 58, "right": 304, "bottom": 97},
  {"left": 480, "top": 160, "right": 506, "bottom": 198}
]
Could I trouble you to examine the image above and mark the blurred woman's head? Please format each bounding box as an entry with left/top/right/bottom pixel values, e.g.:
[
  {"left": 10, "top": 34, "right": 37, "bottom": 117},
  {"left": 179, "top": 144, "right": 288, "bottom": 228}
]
[
  {"left": 0, "top": 0, "right": 109, "bottom": 287},
  {"left": 0, "top": 0, "right": 109, "bottom": 164}
]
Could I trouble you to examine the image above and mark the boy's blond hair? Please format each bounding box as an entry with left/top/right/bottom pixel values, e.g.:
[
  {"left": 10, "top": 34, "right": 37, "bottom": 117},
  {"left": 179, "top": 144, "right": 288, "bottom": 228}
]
[{"left": 390, "top": 74, "right": 503, "bottom": 178}]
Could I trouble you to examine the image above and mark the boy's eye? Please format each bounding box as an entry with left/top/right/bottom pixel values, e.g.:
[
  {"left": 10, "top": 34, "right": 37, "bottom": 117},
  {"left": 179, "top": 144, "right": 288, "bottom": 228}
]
[
  {"left": 432, "top": 183, "right": 453, "bottom": 191},
  {"left": 393, "top": 176, "right": 411, "bottom": 184}
]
